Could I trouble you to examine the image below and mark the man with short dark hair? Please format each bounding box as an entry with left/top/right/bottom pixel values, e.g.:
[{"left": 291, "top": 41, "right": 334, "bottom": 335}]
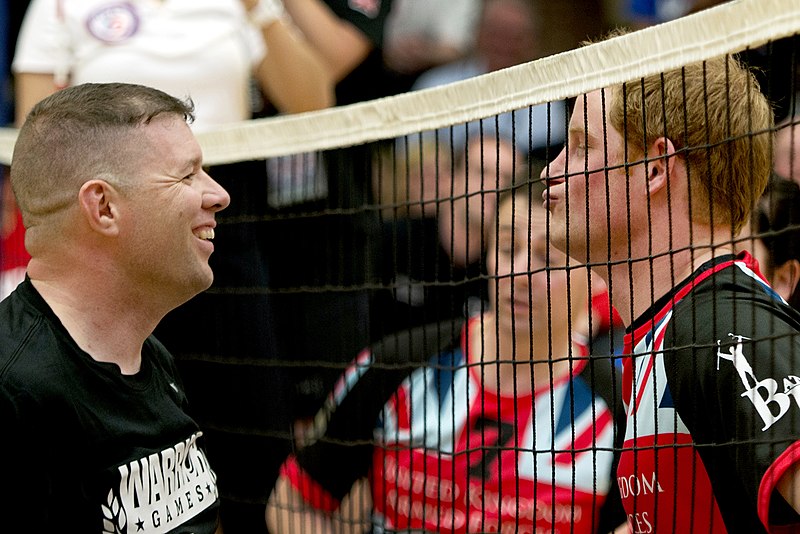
[{"left": 0, "top": 82, "right": 230, "bottom": 533}]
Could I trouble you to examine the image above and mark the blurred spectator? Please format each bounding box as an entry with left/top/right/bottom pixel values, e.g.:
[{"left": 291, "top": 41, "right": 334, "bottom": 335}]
[
  {"left": 739, "top": 177, "right": 800, "bottom": 311},
  {"left": 266, "top": 181, "right": 625, "bottom": 534},
  {"left": 13, "top": 0, "right": 332, "bottom": 124},
  {"left": 438, "top": 135, "right": 519, "bottom": 272},
  {"left": 382, "top": 0, "right": 480, "bottom": 93},
  {"left": 282, "top": 0, "right": 393, "bottom": 106},
  {"left": 754, "top": 178, "right": 800, "bottom": 309},
  {"left": 11, "top": 2, "right": 334, "bottom": 533},
  {"left": 775, "top": 117, "right": 800, "bottom": 186},
  {"left": 412, "top": 0, "right": 566, "bottom": 164},
  {"left": 261, "top": 0, "right": 400, "bottom": 430},
  {"left": 372, "top": 135, "right": 519, "bottom": 336}
]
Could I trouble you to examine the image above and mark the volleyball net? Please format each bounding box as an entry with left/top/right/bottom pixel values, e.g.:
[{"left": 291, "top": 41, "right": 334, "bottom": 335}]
[{"left": 3, "top": 0, "right": 800, "bottom": 531}]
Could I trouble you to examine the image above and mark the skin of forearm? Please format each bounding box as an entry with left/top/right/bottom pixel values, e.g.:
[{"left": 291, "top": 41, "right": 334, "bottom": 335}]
[
  {"left": 281, "top": 0, "right": 371, "bottom": 81},
  {"left": 257, "top": 19, "right": 335, "bottom": 112}
]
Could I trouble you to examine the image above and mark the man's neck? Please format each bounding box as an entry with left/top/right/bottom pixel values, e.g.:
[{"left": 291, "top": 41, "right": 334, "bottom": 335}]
[
  {"left": 478, "top": 313, "right": 575, "bottom": 395},
  {"left": 29, "top": 268, "right": 160, "bottom": 375},
  {"left": 605, "top": 240, "right": 734, "bottom": 327}
]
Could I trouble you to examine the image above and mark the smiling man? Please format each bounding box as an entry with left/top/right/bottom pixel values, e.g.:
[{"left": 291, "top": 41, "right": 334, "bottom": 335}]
[
  {"left": 0, "top": 82, "right": 230, "bottom": 533},
  {"left": 542, "top": 52, "right": 800, "bottom": 533}
]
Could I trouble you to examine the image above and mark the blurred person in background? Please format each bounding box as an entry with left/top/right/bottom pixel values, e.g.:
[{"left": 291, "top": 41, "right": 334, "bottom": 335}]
[
  {"left": 372, "top": 135, "right": 519, "bottom": 336},
  {"left": 381, "top": 0, "right": 480, "bottom": 93},
  {"left": 411, "top": 0, "right": 566, "bottom": 169},
  {"left": 775, "top": 117, "right": 800, "bottom": 186},
  {"left": 750, "top": 177, "right": 800, "bottom": 310},
  {"left": 736, "top": 116, "right": 800, "bottom": 308},
  {"left": 266, "top": 182, "right": 625, "bottom": 534},
  {"left": 438, "top": 135, "right": 520, "bottom": 278},
  {"left": 13, "top": 0, "right": 333, "bottom": 123},
  {"left": 260, "top": 0, "right": 400, "bottom": 443},
  {"left": 10, "top": 1, "right": 334, "bottom": 532}
]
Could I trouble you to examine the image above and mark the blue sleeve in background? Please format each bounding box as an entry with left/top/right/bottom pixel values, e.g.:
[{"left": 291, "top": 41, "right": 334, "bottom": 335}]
[{"left": 0, "top": 0, "right": 11, "bottom": 127}]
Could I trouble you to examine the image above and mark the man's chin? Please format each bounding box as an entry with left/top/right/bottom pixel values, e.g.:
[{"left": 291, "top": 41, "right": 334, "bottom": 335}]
[
  {"left": 549, "top": 234, "right": 571, "bottom": 258},
  {"left": 186, "top": 270, "right": 214, "bottom": 299}
]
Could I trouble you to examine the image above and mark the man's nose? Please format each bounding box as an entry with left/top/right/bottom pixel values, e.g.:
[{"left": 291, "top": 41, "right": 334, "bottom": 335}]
[
  {"left": 540, "top": 148, "right": 566, "bottom": 183},
  {"left": 204, "top": 173, "right": 231, "bottom": 212}
]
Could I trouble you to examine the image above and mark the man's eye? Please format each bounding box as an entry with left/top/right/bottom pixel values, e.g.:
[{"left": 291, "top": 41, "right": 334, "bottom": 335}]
[{"left": 182, "top": 173, "right": 196, "bottom": 182}]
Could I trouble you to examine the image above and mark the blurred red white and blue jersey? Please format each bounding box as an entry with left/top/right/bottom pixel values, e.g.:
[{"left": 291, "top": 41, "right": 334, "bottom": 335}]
[
  {"left": 283, "top": 316, "right": 623, "bottom": 533},
  {"left": 0, "top": 206, "right": 29, "bottom": 300},
  {"left": 618, "top": 252, "right": 800, "bottom": 533}
]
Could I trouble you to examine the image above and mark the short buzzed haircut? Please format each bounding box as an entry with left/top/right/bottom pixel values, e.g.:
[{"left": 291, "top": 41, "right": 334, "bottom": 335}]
[{"left": 11, "top": 82, "right": 194, "bottom": 227}]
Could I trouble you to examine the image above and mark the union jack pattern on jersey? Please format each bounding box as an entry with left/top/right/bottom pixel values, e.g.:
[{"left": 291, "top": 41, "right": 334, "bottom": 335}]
[{"left": 284, "top": 316, "right": 621, "bottom": 533}]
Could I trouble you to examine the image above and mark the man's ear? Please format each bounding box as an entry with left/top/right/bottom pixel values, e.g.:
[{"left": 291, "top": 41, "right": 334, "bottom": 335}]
[
  {"left": 645, "top": 137, "right": 678, "bottom": 196},
  {"left": 772, "top": 259, "right": 800, "bottom": 304},
  {"left": 78, "top": 180, "right": 121, "bottom": 236}
]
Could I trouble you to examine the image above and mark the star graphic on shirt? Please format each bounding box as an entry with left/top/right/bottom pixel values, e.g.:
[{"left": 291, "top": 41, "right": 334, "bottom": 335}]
[{"left": 136, "top": 517, "right": 145, "bottom": 531}]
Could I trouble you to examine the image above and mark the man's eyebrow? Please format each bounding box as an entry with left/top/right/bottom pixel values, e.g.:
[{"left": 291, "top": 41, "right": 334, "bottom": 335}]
[
  {"left": 568, "top": 125, "right": 585, "bottom": 138},
  {"left": 177, "top": 156, "right": 203, "bottom": 174},
  {"left": 569, "top": 125, "right": 597, "bottom": 139}
]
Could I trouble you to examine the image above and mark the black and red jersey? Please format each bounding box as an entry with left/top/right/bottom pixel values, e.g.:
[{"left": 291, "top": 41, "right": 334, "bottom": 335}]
[{"left": 619, "top": 252, "right": 800, "bottom": 533}]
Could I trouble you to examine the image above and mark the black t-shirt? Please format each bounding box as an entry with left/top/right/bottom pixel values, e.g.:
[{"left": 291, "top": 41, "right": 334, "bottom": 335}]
[{"left": 0, "top": 279, "right": 220, "bottom": 533}]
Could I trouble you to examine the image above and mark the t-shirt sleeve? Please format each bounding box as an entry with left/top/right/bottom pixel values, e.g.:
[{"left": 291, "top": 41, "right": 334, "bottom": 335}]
[
  {"left": 280, "top": 455, "right": 344, "bottom": 512},
  {"left": 667, "top": 289, "right": 800, "bottom": 528},
  {"left": 431, "top": 0, "right": 479, "bottom": 50},
  {"left": 0, "top": 384, "right": 51, "bottom": 529},
  {"left": 242, "top": 17, "right": 267, "bottom": 68},
  {"left": 12, "top": 0, "right": 62, "bottom": 74},
  {"left": 291, "top": 348, "right": 380, "bottom": 504}
]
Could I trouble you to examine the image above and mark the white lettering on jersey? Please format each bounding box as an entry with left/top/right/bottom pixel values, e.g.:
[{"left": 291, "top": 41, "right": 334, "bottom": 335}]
[
  {"left": 627, "top": 511, "right": 654, "bottom": 534},
  {"left": 717, "top": 333, "right": 800, "bottom": 431},
  {"left": 617, "top": 471, "right": 665, "bottom": 499},
  {"left": 104, "top": 432, "right": 217, "bottom": 533}
]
